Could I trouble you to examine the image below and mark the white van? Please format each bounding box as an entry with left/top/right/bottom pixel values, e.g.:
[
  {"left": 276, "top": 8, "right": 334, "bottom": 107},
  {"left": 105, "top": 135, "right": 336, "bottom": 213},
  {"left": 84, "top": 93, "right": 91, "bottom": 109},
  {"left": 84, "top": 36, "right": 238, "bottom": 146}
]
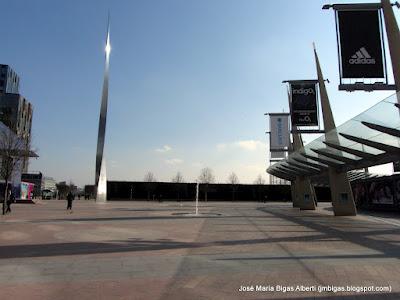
[{"left": 42, "top": 189, "right": 54, "bottom": 200}]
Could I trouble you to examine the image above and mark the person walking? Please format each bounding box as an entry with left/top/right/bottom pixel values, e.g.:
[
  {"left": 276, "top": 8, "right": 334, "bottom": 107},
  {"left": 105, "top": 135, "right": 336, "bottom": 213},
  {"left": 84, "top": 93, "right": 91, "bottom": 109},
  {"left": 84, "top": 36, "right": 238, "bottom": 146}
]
[
  {"left": 66, "top": 191, "right": 74, "bottom": 212},
  {"left": 6, "top": 191, "right": 14, "bottom": 214}
]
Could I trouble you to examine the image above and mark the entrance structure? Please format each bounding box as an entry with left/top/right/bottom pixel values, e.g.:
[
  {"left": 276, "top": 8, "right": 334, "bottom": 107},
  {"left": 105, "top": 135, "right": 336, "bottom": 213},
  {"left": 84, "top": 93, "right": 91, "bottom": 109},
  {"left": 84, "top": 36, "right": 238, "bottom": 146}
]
[
  {"left": 268, "top": 88, "right": 400, "bottom": 215},
  {"left": 95, "top": 19, "right": 111, "bottom": 203},
  {"left": 269, "top": 0, "right": 400, "bottom": 216}
]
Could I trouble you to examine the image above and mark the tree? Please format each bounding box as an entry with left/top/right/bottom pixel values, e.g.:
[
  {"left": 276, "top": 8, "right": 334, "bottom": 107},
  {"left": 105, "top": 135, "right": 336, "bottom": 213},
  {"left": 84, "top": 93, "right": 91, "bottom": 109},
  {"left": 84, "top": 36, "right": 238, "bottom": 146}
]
[
  {"left": 144, "top": 172, "right": 156, "bottom": 183},
  {"left": 69, "top": 181, "right": 77, "bottom": 195},
  {"left": 21, "top": 127, "right": 32, "bottom": 173},
  {"left": 144, "top": 172, "right": 157, "bottom": 200},
  {"left": 227, "top": 172, "right": 239, "bottom": 201},
  {"left": 254, "top": 174, "right": 265, "bottom": 185},
  {"left": 172, "top": 172, "right": 184, "bottom": 201},
  {"left": 254, "top": 174, "right": 266, "bottom": 201},
  {"left": 56, "top": 182, "right": 70, "bottom": 199},
  {"left": 172, "top": 171, "right": 184, "bottom": 183},
  {"left": 227, "top": 172, "right": 239, "bottom": 185},
  {"left": 198, "top": 167, "right": 215, "bottom": 202},
  {"left": 198, "top": 167, "right": 215, "bottom": 184},
  {"left": 0, "top": 124, "right": 29, "bottom": 214}
]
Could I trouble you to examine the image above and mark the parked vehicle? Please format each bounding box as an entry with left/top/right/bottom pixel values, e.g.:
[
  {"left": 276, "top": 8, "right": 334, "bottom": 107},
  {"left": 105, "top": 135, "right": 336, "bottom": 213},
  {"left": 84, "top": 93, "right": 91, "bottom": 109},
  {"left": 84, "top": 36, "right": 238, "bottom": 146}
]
[{"left": 42, "top": 189, "right": 54, "bottom": 200}]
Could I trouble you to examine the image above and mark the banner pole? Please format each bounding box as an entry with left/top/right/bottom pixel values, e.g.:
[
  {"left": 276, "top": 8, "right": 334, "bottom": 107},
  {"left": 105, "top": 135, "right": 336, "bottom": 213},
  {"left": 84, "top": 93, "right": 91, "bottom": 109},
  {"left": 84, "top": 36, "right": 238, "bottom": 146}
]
[
  {"left": 381, "top": 0, "right": 400, "bottom": 173},
  {"left": 382, "top": 0, "right": 400, "bottom": 96}
]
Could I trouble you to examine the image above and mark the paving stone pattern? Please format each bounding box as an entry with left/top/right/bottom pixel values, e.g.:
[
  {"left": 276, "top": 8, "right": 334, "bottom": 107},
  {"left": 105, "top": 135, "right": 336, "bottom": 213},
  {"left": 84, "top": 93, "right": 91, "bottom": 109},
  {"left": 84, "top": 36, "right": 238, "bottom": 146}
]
[{"left": 1, "top": 200, "right": 400, "bottom": 299}]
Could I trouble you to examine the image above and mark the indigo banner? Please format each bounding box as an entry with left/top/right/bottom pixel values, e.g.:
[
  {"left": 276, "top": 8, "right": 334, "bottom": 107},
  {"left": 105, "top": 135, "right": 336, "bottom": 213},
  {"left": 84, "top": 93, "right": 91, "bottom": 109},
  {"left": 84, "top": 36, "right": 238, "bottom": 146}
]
[{"left": 290, "top": 83, "right": 318, "bottom": 126}]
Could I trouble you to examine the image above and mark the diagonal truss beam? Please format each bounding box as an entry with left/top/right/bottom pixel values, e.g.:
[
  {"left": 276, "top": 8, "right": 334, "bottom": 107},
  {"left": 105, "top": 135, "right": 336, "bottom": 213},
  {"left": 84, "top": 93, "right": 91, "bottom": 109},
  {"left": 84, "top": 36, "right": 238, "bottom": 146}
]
[
  {"left": 340, "top": 132, "right": 400, "bottom": 153},
  {"left": 323, "top": 141, "right": 377, "bottom": 159},
  {"left": 361, "top": 121, "right": 400, "bottom": 138},
  {"left": 292, "top": 157, "right": 329, "bottom": 170},
  {"left": 311, "top": 148, "right": 360, "bottom": 164},
  {"left": 268, "top": 169, "right": 295, "bottom": 181},
  {"left": 300, "top": 153, "right": 344, "bottom": 168},
  {"left": 287, "top": 160, "right": 324, "bottom": 173},
  {"left": 281, "top": 163, "right": 315, "bottom": 176},
  {"left": 279, "top": 164, "right": 305, "bottom": 175},
  {"left": 276, "top": 165, "right": 303, "bottom": 177}
]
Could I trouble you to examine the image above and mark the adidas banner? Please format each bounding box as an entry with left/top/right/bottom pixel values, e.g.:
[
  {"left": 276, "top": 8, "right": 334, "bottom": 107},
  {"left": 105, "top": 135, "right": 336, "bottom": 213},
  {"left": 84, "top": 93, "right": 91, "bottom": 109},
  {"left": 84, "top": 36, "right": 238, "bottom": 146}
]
[
  {"left": 337, "top": 9, "right": 384, "bottom": 78},
  {"left": 290, "top": 83, "right": 318, "bottom": 126}
]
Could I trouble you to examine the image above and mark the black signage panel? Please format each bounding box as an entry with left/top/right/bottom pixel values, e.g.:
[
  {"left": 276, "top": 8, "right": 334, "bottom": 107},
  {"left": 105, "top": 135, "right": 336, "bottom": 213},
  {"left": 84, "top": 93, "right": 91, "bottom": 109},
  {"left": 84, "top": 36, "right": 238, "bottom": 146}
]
[
  {"left": 290, "top": 83, "right": 318, "bottom": 126},
  {"left": 338, "top": 10, "right": 384, "bottom": 78}
]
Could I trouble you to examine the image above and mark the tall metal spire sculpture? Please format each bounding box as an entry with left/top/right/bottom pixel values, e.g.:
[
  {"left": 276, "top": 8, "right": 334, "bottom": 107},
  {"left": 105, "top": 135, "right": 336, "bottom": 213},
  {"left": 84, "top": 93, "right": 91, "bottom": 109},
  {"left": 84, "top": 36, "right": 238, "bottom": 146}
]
[
  {"left": 95, "top": 16, "right": 111, "bottom": 202},
  {"left": 314, "top": 44, "right": 356, "bottom": 216}
]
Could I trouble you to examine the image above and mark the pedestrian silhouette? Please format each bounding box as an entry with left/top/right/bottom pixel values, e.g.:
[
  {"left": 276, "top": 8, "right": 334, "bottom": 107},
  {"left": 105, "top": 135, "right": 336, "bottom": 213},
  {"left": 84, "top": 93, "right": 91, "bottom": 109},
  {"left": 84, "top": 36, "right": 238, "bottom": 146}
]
[
  {"left": 6, "top": 191, "right": 14, "bottom": 213},
  {"left": 66, "top": 191, "right": 74, "bottom": 212}
]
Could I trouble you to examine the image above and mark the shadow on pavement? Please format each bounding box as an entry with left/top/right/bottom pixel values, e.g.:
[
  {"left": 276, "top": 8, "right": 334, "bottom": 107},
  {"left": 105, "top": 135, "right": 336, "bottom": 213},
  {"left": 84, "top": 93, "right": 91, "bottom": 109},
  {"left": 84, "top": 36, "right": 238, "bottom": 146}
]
[
  {"left": 0, "top": 233, "right": 353, "bottom": 259},
  {"left": 30, "top": 214, "right": 277, "bottom": 223},
  {"left": 259, "top": 207, "right": 400, "bottom": 261}
]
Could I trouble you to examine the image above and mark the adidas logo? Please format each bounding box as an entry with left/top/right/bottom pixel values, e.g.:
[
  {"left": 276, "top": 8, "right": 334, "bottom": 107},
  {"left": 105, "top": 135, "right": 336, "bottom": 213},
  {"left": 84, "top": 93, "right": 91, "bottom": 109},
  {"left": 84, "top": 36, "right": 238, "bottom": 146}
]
[
  {"left": 349, "top": 47, "right": 376, "bottom": 65},
  {"left": 292, "top": 88, "right": 315, "bottom": 96}
]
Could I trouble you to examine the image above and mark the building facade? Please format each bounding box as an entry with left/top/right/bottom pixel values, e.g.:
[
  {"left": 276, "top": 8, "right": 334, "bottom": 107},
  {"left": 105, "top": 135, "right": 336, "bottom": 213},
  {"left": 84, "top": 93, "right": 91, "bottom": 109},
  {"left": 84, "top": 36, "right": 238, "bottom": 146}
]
[
  {"left": 0, "top": 121, "right": 24, "bottom": 198},
  {"left": 0, "top": 64, "right": 20, "bottom": 94},
  {"left": 42, "top": 176, "right": 57, "bottom": 192},
  {"left": 0, "top": 93, "right": 32, "bottom": 139},
  {"left": 0, "top": 65, "right": 33, "bottom": 172},
  {"left": 0, "top": 93, "right": 33, "bottom": 172}
]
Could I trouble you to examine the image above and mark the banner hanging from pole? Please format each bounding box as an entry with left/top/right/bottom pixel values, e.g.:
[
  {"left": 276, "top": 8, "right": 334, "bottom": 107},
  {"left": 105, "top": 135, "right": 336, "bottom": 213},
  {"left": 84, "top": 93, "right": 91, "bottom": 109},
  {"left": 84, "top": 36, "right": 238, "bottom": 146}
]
[
  {"left": 269, "top": 113, "right": 290, "bottom": 151},
  {"left": 290, "top": 82, "right": 319, "bottom": 127},
  {"left": 337, "top": 9, "right": 385, "bottom": 79}
]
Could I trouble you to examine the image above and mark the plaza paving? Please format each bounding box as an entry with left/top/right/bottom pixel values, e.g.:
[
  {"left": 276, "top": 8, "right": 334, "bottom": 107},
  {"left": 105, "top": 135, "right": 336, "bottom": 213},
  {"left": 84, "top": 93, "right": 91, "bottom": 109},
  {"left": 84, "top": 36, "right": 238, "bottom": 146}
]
[{"left": 1, "top": 200, "right": 400, "bottom": 299}]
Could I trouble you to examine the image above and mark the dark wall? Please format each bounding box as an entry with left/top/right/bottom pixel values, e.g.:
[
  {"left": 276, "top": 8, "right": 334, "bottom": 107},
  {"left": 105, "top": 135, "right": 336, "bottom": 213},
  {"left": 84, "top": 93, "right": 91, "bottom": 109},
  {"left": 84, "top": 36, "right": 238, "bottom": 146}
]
[
  {"left": 108, "top": 177, "right": 400, "bottom": 208},
  {"left": 315, "top": 186, "right": 331, "bottom": 202},
  {"left": 107, "top": 181, "right": 292, "bottom": 202}
]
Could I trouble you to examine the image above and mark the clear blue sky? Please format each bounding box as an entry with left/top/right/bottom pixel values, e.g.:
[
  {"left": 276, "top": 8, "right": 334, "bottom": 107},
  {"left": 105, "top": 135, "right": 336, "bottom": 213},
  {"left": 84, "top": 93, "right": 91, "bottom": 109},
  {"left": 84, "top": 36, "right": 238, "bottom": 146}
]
[{"left": 1, "top": 0, "right": 398, "bottom": 186}]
